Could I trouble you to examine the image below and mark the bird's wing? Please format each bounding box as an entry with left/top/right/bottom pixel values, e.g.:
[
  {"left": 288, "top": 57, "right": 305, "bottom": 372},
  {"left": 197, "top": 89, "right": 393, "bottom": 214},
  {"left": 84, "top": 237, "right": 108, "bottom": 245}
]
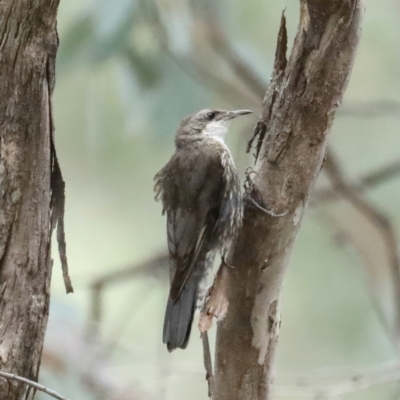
[
  {"left": 167, "top": 208, "right": 211, "bottom": 302},
  {"left": 154, "top": 165, "right": 168, "bottom": 214},
  {"left": 214, "top": 151, "right": 243, "bottom": 254},
  {"left": 156, "top": 144, "right": 223, "bottom": 303}
]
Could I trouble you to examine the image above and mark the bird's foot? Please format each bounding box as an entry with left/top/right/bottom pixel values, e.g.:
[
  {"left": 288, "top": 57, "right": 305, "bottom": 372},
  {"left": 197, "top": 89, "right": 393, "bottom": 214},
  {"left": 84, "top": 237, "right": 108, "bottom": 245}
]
[
  {"left": 221, "top": 254, "right": 235, "bottom": 269},
  {"left": 244, "top": 168, "right": 288, "bottom": 218},
  {"left": 247, "top": 197, "right": 288, "bottom": 218},
  {"left": 199, "top": 265, "right": 230, "bottom": 333}
]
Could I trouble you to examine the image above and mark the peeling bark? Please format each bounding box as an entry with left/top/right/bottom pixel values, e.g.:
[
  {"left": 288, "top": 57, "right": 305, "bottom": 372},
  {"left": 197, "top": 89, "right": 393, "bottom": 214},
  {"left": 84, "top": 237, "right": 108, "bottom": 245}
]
[
  {"left": 0, "top": 1, "right": 67, "bottom": 398},
  {"left": 213, "top": 1, "right": 364, "bottom": 399}
]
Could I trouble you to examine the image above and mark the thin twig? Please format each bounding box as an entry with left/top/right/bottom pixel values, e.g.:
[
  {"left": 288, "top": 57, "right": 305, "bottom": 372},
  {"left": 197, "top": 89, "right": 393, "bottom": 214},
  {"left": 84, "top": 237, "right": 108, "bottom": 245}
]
[
  {"left": 201, "top": 12, "right": 266, "bottom": 98},
  {"left": 324, "top": 150, "right": 400, "bottom": 347},
  {"left": 313, "top": 209, "right": 393, "bottom": 342},
  {"left": 175, "top": 53, "right": 261, "bottom": 109},
  {"left": 0, "top": 371, "right": 69, "bottom": 400},
  {"left": 147, "top": 0, "right": 261, "bottom": 109},
  {"left": 315, "top": 158, "right": 400, "bottom": 204},
  {"left": 277, "top": 362, "right": 400, "bottom": 399},
  {"left": 202, "top": 332, "right": 214, "bottom": 398},
  {"left": 361, "top": 159, "right": 400, "bottom": 187},
  {"left": 88, "top": 252, "right": 169, "bottom": 339},
  {"left": 91, "top": 252, "right": 169, "bottom": 289},
  {"left": 189, "top": 3, "right": 266, "bottom": 105},
  {"left": 148, "top": 1, "right": 400, "bottom": 126},
  {"left": 339, "top": 100, "right": 400, "bottom": 118}
]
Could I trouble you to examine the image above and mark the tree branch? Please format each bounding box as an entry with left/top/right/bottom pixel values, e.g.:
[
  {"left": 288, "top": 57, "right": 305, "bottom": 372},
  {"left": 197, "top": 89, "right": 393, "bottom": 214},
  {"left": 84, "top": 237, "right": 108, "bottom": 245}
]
[
  {"left": 340, "top": 100, "right": 400, "bottom": 118},
  {"left": 0, "top": 371, "right": 69, "bottom": 400},
  {"left": 277, "top": 362, "right": 400, "bottom": 398},
  {"left": 147, "top": 0, "right": 262, "bottom": 110},
  {"left": 212, "top": 2, "right": 364, "bottom": 399},
  {"left": 199, "top": 8, "right": 266, "bottom": 99},
  {"left": 315, "top": 158, "right": 400, "bottom": 203},
  {"left": 88, "top": 252, "right": 169, "bottom": 338},
  {"left": 323, "top": 150, "right": 400, "bottom": 348},
  {"left": 202, "top": 332, "right": 214, "bottom": 398}
]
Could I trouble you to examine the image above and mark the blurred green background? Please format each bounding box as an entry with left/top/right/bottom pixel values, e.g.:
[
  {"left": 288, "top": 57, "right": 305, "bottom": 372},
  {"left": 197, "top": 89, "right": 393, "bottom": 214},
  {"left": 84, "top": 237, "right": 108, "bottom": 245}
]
[{"left": 39, "top": 0, "right": 400, "bottom": 399}]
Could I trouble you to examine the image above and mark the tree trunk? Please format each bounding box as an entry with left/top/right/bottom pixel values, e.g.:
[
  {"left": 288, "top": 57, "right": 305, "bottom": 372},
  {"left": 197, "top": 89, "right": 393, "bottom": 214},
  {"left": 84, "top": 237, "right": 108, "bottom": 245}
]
[
  {"left": 213, "top": 1, "right": 364, "bottom": 399},
  {"left": 0, "top": 1, "right": 66, "bottom": 398}
]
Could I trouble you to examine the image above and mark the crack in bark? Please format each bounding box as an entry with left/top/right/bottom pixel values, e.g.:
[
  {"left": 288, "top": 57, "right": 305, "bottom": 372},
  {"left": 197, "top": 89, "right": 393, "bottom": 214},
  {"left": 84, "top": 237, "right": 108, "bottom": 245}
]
[
  {"left": 246, "top": 120, "right": 266, "bottom": 161},
  {"left": 0, "top": 222, "right": 13, "bottom": 274},
  {"left": 267, "top": 127, "right": 292, "bottom": 164}
]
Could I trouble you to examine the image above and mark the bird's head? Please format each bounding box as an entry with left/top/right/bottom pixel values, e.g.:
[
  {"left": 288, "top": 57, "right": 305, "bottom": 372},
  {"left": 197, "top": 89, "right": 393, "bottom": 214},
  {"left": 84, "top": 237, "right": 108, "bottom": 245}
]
[{"left": 176, "top": 109, "right": 252, "bottom": 146}]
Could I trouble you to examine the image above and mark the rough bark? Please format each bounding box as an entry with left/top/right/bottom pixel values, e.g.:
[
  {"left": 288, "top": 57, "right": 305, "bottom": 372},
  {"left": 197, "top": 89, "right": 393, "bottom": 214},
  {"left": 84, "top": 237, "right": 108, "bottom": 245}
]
[
  {"left": 213, "top": 1, "right": 364, "bottom": 399},
  {"left": 0, "top": 1, "right": 66, "bottom": 399}
]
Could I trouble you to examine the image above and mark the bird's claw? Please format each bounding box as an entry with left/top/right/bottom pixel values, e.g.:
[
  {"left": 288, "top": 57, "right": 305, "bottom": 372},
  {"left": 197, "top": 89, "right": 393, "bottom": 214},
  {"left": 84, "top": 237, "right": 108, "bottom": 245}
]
[
  {"left": 244, "top": 168, "right": 288, "bottom": 218},
  {"left": 247, "top": 197, "right": 288, "bottom": 218},
  {"left": 221, "top": 255, "right": 235, "bottom": 269}
]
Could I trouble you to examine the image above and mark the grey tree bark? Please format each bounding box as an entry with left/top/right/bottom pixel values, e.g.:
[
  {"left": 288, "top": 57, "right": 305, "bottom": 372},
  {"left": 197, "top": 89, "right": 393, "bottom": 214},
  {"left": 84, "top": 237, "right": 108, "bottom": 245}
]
[
  {"left": 0, "top": 1, "right": 70, "bottom": 399},
  {"left": 213, "top": 1, "right": 364, "bottom": 399}
]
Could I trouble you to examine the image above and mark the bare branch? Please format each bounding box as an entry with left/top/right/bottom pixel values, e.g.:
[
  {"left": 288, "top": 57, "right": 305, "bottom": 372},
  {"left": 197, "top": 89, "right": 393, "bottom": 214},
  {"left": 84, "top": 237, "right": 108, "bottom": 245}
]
[
  {"left": 277, "top": 362, "right": 400, "bottom": 399},
  {"left": 87, "top": 252, "right": 169, "bottom": 339},
  {"left": 177, "top": 56, "right": 261, "bottom": 109},
  {"left": 147, "top": 1, "right": 261, "bottom": 109},
  {"left": 324, "top": 150, "right": 400, "bottom": 347},
  {"left": 361, "top": 159, "right": 400, "bottom": 187},
  {"left": 314, "top": 158, "right": 400, "bottom": 203},
  {"left": 204, "top": 14, "right": 266, "bottom": 98},
  {"left": 201, "top": 332, "right": 214, "bottom": 398},
  {"left": 91, "top": 252, "right": 169, "bottom": 289},
  {"left": 314, "top": 209, "right": 394, "bottom": 341},
  {"left": 0, "top": 371, "right": 69, "bottom": 400},
  {"left": 339, "top": 100, "right": 400, "bottom": 118},
  {"left": 147, "top": 1, "right": 400, "bottom": 126}
]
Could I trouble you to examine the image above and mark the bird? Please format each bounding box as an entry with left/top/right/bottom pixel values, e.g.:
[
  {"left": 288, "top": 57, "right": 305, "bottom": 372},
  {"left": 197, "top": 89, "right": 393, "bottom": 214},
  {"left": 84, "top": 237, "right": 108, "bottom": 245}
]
[{"left": 154, "top": 108, "right": 252, "bottom": 351}]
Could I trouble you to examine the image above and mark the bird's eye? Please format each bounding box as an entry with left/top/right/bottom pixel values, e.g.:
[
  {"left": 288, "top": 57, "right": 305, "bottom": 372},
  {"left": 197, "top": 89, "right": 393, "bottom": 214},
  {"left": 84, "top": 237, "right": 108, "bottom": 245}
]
[{"left": 206, "top": 112, "right": 216, "bottom": 120}]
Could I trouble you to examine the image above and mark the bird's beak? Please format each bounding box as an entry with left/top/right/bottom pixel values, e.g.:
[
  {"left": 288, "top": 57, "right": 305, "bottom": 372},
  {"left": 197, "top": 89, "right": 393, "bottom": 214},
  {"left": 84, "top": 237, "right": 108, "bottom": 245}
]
[{"left": 224, "top": 110, "right": 252, "bottom": 120}]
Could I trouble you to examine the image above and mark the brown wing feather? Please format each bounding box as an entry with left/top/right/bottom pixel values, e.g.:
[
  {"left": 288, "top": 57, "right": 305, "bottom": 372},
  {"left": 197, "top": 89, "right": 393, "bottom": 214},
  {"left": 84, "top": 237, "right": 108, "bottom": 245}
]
[
  {"left": 168, "top": 220, "right": 208, "bottom": 302},
  {"left": 154, "top": 140, "right": 226, "bottom": 303}
]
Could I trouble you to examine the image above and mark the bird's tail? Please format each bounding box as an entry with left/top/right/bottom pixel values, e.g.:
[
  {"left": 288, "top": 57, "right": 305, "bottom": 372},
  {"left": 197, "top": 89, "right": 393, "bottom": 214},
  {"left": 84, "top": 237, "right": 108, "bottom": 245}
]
[{"left": 163, "top": 276, "right": 199, "bottom": 352}]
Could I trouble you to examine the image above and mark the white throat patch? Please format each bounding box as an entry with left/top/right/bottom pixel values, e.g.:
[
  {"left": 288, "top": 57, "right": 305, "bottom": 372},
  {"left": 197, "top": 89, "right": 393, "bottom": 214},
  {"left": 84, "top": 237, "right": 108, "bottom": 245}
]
[{"left": 203, "top": 120, "right": 229, "bottom": 144}]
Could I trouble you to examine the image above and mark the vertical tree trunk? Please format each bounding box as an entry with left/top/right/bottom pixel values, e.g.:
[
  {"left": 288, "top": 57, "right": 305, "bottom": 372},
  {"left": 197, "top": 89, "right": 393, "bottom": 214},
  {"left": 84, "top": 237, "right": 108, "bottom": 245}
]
[
  {"left": 213, "top": 1, "right": 364, "bottom": 399},
  {"left": 0, "top": 1, "right": 65, "bottom": 398}
]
